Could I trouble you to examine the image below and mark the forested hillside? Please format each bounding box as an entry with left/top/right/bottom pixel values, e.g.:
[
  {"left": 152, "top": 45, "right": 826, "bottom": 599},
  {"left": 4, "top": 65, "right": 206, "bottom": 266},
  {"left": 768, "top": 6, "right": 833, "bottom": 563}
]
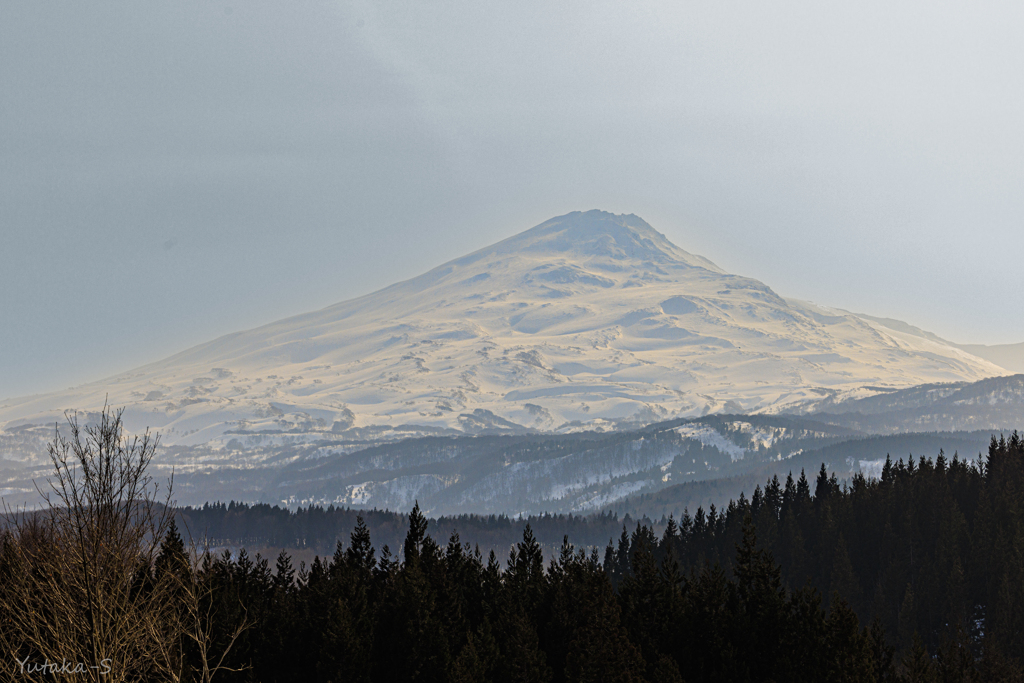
[
  {"left": 4, "top": 409, "right": 1022, "bottom": 681},
  {"left": 137, "top": 434, "right": 1024, "bottom": 681}
]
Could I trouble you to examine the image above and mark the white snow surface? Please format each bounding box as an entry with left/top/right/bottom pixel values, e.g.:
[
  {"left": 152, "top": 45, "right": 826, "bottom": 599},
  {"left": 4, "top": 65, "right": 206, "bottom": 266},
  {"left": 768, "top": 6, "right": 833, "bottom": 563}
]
[
  {"left": 674, "top": 425, "right": 747, "bottom": 461},
  {"left": 0, "top": 211, "right": 1007, "bottom": 448}
]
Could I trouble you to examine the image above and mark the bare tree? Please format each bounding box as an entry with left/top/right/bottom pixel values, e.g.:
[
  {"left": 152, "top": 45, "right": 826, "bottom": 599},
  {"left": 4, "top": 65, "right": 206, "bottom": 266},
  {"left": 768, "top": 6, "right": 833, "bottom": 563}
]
[
  {"left": 149, "top": 537, "right": 250, "bottom": 683},
  {"left": 0, "top": 405, "right": 250, "bottom": 682},
  {"left": 0, "top": 405, "right": 174, "bottom": 681}
]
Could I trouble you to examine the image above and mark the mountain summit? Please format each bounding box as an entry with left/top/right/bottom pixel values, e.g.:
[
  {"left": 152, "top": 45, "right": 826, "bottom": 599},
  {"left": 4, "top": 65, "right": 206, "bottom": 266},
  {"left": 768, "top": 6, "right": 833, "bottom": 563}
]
[
  {"left": 453, "top": 210, "right": 724, "bottom": 271},
  {"left": 0, "top": 211, "right": 1006, "bottom": 448}
]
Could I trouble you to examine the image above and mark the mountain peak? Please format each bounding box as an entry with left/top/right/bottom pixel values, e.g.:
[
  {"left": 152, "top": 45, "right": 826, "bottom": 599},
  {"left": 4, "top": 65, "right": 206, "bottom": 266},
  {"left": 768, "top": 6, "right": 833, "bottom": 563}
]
[
  {"left": 0, "top": 209, "right": 1005, "bottom": 478},
  {"left": 455, "top": 210, "right": 724, "bottom": 273}
]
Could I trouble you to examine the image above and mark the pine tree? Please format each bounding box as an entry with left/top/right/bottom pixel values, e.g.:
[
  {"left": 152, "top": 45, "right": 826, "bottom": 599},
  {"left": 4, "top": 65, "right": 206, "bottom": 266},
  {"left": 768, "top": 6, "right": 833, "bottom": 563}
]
[
  {"left": 404, "top": 502, "right": 429, "bottom": 565},
  {"left": 901, "top": 633, "right": 938, "bottom": 683},
  {"left": 732, "top": 516, "right": 791, "bottom": 681},
  {"left": 825, "top": 597, "right": 875, "bottom": 683},
  {"left": 155, "top": 517, "right": 189, "bottom": 582},
  {"left": 830, "top": 534, "right": 862, "bottom": 613},
  {"left": 868, "top": 618, "right": 899, "bottom": 683}
]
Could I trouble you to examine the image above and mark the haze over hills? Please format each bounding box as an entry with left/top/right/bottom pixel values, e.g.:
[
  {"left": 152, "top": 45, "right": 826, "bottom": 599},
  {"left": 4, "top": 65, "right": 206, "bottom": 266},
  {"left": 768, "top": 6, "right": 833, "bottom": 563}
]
[
  {"left": 5, "top": 210, "right": 1024, "bottom": 513},
  {"left": 0, "top": 210, "right": 1011, "bottom": 448}
]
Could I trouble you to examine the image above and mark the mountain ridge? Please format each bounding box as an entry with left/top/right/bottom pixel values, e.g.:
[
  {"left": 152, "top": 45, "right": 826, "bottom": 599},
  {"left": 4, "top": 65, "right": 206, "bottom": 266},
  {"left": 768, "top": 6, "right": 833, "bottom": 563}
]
[{"left": 0, "top": 210, "right": 1010, "bottom": 452}]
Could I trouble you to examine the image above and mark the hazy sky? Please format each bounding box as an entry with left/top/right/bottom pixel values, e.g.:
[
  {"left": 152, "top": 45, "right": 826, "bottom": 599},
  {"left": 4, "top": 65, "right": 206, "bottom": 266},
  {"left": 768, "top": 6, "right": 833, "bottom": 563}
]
[{"left": 3, "top": 0, "right": 1024, "bottom": 399}]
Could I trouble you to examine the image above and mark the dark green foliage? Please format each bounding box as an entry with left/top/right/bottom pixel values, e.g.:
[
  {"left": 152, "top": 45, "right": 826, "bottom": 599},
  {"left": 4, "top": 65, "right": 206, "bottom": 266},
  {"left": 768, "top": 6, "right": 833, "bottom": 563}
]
[
  {"left": 155, "top": 518, "right": 189, "bottom": 580},
  {"left": 60, "top": 433, "right": 1023, "bottom": 681},
  {"left": 157, "top": 513, "right": 895, "bottom": 682}
]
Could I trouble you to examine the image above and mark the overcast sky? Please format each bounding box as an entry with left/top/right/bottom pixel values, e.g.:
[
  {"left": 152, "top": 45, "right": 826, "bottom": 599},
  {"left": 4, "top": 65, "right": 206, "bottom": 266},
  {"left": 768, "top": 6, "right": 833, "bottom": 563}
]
[{"left": 3, "top": 0, "right": 1024, "bottom": 399}]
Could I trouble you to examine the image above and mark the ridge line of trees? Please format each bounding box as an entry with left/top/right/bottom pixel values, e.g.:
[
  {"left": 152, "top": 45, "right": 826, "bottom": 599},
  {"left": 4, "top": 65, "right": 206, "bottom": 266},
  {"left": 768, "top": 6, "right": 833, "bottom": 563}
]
[
  {"left": 2, "top": 407, "right": 1022, "bottom": 681},
  {"left": 153, "top": 435, "right": 1024, "bottom": 680}
]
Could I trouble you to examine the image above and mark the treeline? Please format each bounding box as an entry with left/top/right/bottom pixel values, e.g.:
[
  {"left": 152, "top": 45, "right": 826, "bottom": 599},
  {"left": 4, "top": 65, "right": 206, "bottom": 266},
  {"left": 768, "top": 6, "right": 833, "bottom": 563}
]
[
  {"left": 143, "top": 435, "right": 1024, "bottom": 681},
  {"left": 178, "top": 502, "right": 635, "bottom": 558},
  {"left": 156, "top": 509, "right": 897, "bottom": 682},
  {"left": 724, "top": 437, "right": 1023, "bottom": 659},
  {"left": 3, "top": 406, "right": 1023, "bottom": 681}
]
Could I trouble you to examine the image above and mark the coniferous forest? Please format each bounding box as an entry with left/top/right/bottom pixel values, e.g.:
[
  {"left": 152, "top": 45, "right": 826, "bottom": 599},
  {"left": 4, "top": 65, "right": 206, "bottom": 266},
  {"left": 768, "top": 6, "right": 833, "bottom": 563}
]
[
  {"left": 2, "top": 410, "right": 1023, "bottom": 681},
  {"left": 156, "top": 437, "right": 1022, "bottom": 682}
]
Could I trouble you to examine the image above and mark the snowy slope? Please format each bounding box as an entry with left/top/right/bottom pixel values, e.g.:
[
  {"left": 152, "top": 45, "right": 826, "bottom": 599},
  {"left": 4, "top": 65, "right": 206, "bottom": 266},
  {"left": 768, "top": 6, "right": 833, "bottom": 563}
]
[{"left": 0, "top": 210, "right": 1006, "bottom": 452}]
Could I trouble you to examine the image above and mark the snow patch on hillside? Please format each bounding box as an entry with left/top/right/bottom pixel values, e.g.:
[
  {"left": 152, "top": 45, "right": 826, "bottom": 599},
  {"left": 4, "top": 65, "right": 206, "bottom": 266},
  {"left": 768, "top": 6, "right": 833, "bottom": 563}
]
[
  {"left": 0, "top": 211, "right": 1007, "bottom": 464},
  {"left": 675, "top": 425, "right": 747, "bottom": 461}
]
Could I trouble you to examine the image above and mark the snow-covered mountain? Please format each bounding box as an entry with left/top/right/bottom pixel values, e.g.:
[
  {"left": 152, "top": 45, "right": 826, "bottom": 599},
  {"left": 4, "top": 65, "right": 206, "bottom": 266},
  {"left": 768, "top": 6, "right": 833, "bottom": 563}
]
[{"left": 0, "top": 210, "right": 1007, "bottom": 450}]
